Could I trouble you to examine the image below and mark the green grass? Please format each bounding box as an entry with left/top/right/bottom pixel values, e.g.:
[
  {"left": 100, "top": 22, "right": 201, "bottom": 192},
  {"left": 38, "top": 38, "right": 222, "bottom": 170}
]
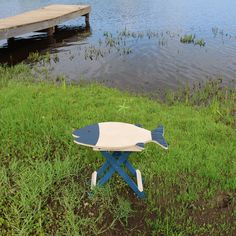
[{"left": 0, "top": 64, "right": 235, "bottom": 235}]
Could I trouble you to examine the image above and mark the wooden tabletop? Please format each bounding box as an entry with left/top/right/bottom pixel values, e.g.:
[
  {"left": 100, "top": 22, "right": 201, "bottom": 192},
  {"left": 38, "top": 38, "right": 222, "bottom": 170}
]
[{"left": 73, "top": 122, "right": 153, "bottom": 152}]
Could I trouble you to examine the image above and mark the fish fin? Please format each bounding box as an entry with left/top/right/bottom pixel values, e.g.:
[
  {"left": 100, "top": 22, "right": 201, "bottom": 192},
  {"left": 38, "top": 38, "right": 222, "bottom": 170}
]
[
  {"left": 136, "top": 142, "right": 145, "bottom": 150},
  {"left": 151, "top": 125, "right": 168, "bottom": 149},
  {"left": 135, "top": 124, "right": 143, "bottom": 128}
]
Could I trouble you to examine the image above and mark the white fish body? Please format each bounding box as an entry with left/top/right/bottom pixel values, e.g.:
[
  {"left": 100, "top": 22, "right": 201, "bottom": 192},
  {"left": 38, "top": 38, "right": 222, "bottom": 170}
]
[
  {"left": 73, "top": 122, "right": 168, "bottom": 152},
  {"left": 96, "top": 122, "right": 151, "bottom": 150}
]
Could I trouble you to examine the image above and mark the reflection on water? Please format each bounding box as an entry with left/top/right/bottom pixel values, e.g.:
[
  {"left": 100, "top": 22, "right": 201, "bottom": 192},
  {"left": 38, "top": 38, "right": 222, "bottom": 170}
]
[
  {"left": 0, "top": 0, "right": 236, "bottom": 91},
  {"left": 0, "top": 26, "right": 91, "bottom": 65}
]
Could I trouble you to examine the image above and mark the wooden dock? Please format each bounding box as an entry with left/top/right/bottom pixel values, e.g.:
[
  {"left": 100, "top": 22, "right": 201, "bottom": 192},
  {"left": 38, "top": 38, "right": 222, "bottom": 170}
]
[{"left": 0, "top": 4, "right": 91, "bottom": 42}]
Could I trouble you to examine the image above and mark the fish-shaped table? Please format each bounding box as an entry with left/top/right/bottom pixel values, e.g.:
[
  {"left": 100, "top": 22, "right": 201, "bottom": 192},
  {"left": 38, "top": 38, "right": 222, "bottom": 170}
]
[{"left": 73, "top": 122, "right": 168, "bottom": 198}]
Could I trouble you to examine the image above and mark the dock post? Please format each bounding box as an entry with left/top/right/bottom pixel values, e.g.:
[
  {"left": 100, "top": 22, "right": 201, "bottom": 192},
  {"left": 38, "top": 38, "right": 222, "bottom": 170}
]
[
  {"left": 46, "top": 26, "right": 55, "bottom": 36},
  {"left": 7, "top": 37, "right": 15, "bottom": 45},
  {"left": 85, "top": 13, "right": 90, "bottom": 28}
]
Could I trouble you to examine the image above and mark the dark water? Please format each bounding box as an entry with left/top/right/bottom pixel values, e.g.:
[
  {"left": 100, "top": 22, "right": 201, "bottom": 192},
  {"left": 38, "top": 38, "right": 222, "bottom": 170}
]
[{"left": 0, "top": 0, "right": 236, "bottom": 92}]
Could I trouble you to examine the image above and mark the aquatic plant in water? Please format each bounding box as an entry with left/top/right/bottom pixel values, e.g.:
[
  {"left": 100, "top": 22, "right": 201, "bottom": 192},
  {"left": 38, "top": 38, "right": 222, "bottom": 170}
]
[
  {"left": 194, "top": 39, "right": 206, "bottom": 47},
  {"left": 180, "top": 34, "right": 195, "bottom": 43},
  {"left": 180, "top": 34, "right": 206, "bottom": 47},
  {"left": 28, "top": 51, "right": 51, "bottom": 64}
]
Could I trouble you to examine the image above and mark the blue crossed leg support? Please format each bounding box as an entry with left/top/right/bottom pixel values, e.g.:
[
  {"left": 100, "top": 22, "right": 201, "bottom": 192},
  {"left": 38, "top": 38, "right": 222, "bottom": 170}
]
[{"left": 91, "top": 151, "right": 145, "bottom": 198}]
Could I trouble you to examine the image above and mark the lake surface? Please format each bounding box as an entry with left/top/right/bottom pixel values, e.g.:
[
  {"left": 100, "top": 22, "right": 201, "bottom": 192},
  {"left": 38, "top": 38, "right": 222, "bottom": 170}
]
[{"left": 0, "top": 0, "right": 236, "bottom": 92}]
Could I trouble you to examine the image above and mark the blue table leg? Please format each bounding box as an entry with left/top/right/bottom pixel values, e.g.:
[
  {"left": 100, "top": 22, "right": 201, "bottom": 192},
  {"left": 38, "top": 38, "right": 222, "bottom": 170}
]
[
  {"left": 94, "top": 151, "right": 145, "bottom": 198},
  {"left": 125, "top": 160, "right": 136, "bottom": 177},
  {"left": 106, "top": 156, "right": 145, "bottom": 198},
  {"left": 97, "top": 161, "right": 110, "bottom": 177},
  {"left": 97, "top": 152, "right": 129, "bottom": 185}
]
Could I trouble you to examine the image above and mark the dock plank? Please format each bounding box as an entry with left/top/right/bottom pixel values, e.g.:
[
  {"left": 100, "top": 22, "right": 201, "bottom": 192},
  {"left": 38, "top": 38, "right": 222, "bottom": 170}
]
[{"left": 0, "top": 4, "right": 91, "bottom": 40}]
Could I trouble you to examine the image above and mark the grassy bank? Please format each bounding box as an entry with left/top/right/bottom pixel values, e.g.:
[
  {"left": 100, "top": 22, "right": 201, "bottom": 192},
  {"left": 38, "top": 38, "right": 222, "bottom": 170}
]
[{"left": 0, "top": 64, "right": 235, "bottom": 235}]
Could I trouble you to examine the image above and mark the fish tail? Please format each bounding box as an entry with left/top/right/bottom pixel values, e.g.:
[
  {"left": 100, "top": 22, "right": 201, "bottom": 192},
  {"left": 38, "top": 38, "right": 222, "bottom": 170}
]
[{"left": 151, "top": 125, "right": 168, "bottom": 149}]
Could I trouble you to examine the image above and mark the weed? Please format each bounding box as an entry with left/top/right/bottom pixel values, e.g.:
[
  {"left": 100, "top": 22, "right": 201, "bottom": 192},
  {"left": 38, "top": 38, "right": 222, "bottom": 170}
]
[
  {"left": 180, "top": 34, "right": 195, "bottom": 43},
  {"left": 28, "top": 51, "right": 51, "bottom": 64},
  {"left": 112, "top": 197, "right": 132, "bottom": 225},
  {"left": 195, "top": 39, "right": 206, "bottom": 46},
  {"left": 52, "top": 53, "right": 59, "bottom": 63}
]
